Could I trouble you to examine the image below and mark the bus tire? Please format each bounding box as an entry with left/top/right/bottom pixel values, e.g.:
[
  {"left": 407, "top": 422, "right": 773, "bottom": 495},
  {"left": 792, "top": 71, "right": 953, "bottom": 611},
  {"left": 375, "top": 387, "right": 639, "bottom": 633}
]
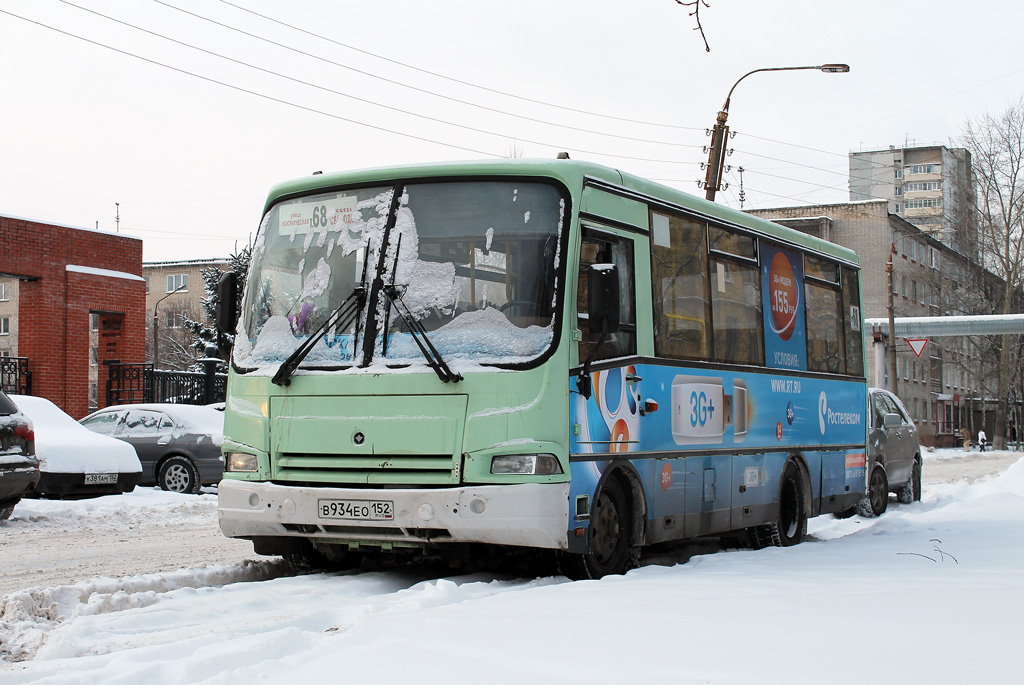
[
  {"left": 558, "top": 476, "right": 638, "bottom": 580},
  {"left": 897, "top": 459, "right": 922, "bottom": 504},
  {"left": 751, "top": 461, "right": 806, "bottom": 548}
]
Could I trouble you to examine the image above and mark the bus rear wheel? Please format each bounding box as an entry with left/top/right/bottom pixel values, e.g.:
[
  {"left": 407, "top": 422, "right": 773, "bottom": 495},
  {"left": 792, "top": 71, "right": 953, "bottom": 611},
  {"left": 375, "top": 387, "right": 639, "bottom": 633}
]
[
  {"left": 750, "top": 461, "right": 807, "bottom": 549},
  {"left": 559, "top": 477, "right": 638, "bottom": 580}
]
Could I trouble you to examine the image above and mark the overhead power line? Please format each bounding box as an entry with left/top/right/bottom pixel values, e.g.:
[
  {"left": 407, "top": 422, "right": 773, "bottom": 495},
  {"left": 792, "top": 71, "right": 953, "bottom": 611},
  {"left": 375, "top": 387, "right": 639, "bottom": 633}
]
[
  {"left": 214, "top": 0, "right": 705, "bottom": 133},
  {"left": 0, "top": 7, "right": 499, "bottom": 158},
  {"left": 151, "top": 0, "right": 700, "bottom": 149}
]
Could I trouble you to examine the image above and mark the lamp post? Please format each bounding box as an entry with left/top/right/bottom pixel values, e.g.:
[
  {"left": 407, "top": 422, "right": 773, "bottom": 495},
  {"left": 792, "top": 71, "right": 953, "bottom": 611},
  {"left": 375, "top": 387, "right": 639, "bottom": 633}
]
[
  {"left": 886, "top": 228, "right": 948, "bottom": 397},
  {"left": 703, "top": 64, "right": 850, "bottom": 202},
  {"left": 153, "top": 283, "right": 187, "bottom": 370}
]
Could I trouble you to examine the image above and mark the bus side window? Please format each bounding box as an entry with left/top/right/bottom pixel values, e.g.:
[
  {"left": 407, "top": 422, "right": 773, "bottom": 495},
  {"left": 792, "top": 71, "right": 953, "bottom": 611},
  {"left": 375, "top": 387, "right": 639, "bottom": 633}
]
[
  {"left": 650, "top": 211, "right": 711, "bottom": 360},
  {"left": 709, "top": 257, "right": 763, "bottom": 365},
  {"left": 577, "top": 230, "right": 636, "bottom": 362},
  {"left": 842, "top": 266, "right": 864, "bottom": 376},
  {"left": 805, "top": 281, "right": 845, "bottom": 374}
]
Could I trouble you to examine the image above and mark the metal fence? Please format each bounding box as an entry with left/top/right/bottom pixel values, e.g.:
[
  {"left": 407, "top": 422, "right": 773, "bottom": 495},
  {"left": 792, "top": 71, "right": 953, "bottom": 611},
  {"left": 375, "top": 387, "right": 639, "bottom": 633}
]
[
  {"left": 0, "top": 357, "right": 31, "bottom": 395},
  {"left": 107, "top": 363, "right": 226, "bottom": 406}
]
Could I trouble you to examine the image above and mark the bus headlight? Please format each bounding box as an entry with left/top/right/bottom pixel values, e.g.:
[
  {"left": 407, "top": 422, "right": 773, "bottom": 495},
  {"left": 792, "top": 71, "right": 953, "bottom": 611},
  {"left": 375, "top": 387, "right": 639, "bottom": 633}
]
[
  {"left": 490, "top": 454, "right": 563, "bottom": 475},
  {"left": 225, "top": 452, "right": 258, "bottom": 472}
]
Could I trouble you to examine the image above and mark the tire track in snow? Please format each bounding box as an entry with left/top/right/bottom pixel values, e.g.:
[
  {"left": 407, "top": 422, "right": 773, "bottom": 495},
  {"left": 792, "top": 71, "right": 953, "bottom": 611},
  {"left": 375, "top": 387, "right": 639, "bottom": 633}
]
[{"left": 0, "top": 559, "right": 298, "bottom": 662}]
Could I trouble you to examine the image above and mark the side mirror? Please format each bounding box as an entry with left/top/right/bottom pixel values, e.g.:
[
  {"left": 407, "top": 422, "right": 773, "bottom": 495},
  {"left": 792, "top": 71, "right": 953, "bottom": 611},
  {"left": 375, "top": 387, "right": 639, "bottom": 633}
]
[
  {"left": 587, "top": 263, "right": 620, "bottom": 335},
  {"left": 216, "top": 272, "right": 239, "bottom": 336},
  {"left": 883, "top": 412, "right": 902, "bottom": 429}
]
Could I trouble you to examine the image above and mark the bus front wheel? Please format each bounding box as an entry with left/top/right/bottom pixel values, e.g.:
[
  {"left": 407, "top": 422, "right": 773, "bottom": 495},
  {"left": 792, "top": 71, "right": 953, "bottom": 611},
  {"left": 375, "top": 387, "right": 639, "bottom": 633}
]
[{"left": 559, "top": 477, "right": 639, "bottom": 580}]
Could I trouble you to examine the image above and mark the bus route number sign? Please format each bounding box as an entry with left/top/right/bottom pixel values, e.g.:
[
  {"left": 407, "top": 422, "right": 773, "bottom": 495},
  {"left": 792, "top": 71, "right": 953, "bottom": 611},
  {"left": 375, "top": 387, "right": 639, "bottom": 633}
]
[{"left": 318, "top": 499, "right": 394, "bottom": 521}]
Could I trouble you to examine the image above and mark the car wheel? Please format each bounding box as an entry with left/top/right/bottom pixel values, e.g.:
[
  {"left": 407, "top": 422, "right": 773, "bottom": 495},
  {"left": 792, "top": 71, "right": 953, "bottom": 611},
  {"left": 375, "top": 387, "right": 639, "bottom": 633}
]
[
  {"left": 558, "top": 476, "right": 638, "bottom": 579},
  {"left": 158, "top": 456, "right": 201, "bottom": 494},
  {"left": 897, "top": 459, "right": 922, "bottom": 504},
  {"left": 751, "top": 461, "right": 807, "bottom": 548},
  {"left": 858, "top": 465, "right": 889, "bottom": 517}
]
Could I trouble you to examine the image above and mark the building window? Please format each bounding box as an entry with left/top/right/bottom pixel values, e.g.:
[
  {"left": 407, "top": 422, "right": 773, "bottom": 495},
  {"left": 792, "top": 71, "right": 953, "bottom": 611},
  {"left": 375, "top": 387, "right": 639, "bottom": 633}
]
[
  {"left": 145, "top": 277, "right": 150, "bottom": 294},
  {"left": 0, "top": 283, "right": 7, "bottom": 301},
  {"left": 894, "top": 186, "right": 903, "bottom": 196},
  {"left": 90, "top": 346, "right": 99, "bottom": 366},
  {"left": 908, "top": 164, "right": 939, "bottom": 175},
  {"left": 905, "top": 198, "right": 943, "bottom": 209},
  {"left": 905, "top": 182, "right": 942, "bottom": 192},
  {"left": 895, "top": 203, "right": 901, "bottom": 213},
  {"left": 165, "top": 311, "right": 179, "bottom": 328},
  {"left": 90, "top": 313, "right": 99, "bottom": 331},
  {"left": 895, "top": 167, "right": 903, "bottom": 179},
  {"left": 0, "top": 317, "right": 8, "bottom": 335},
  {"left": 166, "top": 274, "right": 188, "bottom": 293}
]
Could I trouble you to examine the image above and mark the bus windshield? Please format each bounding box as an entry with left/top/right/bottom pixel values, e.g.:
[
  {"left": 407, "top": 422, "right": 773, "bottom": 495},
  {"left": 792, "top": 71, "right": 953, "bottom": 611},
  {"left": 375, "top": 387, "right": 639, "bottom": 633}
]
[{"left": 234, "top": 180, "right": 566, "bottom": 372}]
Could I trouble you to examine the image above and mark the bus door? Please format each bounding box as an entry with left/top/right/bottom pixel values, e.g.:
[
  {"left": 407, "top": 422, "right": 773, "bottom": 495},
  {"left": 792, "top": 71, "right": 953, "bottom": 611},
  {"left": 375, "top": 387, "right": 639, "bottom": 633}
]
[{"left": 572, "top": 226, "right": 644, "bottom": 456}]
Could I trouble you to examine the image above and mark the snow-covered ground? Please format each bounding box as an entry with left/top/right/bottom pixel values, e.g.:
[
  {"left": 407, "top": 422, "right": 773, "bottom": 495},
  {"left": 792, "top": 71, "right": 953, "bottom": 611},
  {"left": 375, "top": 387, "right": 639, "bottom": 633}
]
[{"left": 1, "top": 450, "right": 1022, "bottom": 683}]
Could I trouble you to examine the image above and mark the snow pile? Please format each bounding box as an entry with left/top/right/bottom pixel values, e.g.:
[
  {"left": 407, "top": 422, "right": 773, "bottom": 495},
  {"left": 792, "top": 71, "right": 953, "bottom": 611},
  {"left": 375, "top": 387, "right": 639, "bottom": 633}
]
[
  {"left": 7, "top": 488, "right": 217, "bottom": 530},
  {"left": 0, "top": 560, "right": 297, "bottom": 662}
]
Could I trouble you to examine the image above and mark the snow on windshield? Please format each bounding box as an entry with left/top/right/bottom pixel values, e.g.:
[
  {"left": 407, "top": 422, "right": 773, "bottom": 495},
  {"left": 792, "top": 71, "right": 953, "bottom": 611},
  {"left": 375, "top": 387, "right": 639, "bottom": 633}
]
[{"left": 234, "top": 181, "right": 564, "bottom": 374}]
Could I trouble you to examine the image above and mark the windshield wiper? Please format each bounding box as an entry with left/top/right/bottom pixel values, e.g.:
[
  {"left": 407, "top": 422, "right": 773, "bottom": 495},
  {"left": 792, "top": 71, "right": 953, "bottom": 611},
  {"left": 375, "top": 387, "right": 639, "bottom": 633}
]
[
  {"left": 272, "top": 286, "right": 366, "bottom": 386},
  {"left": 382, "top": 284, "right": 463, "bottom": 384}
]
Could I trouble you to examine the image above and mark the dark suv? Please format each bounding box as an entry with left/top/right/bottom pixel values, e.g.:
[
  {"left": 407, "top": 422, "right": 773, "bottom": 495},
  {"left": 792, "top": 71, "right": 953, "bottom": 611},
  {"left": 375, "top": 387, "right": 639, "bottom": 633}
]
[
  {"left": 0, "top": 388, "right": 39, "bottom": 519},
  {"left": 862, "top": 388, "right": 923, "bottom": 516}
]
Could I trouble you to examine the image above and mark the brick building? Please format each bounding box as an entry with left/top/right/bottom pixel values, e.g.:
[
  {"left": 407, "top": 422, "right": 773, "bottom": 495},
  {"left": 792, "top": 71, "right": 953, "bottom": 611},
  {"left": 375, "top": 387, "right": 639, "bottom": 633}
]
[{"left": 0, "top": 214, "right": 146, "bottom": 419}]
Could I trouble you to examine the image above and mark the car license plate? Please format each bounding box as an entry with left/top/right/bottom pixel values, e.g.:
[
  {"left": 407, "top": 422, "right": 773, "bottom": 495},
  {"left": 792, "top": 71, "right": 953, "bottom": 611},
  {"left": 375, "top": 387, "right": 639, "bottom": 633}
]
[
  {"left": 84, "top": 473, "right": 118, "bottom": 485},
  {"left": 318, "top": 499, "right": 394, "bottom": 520}
]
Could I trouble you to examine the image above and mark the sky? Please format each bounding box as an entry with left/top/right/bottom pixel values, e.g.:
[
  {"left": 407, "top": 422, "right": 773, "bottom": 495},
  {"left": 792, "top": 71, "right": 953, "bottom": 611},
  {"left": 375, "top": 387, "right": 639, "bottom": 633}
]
[
  {"left": 3, "top": 0, "right": 1024, "bottom": 263},
  {"left": 3, "top": 451, "right": 1023, "bottom": 682}
]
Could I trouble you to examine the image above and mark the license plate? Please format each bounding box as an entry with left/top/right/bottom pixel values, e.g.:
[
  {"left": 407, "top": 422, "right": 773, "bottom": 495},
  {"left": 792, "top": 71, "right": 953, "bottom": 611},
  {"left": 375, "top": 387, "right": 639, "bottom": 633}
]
[
  {"left": 84, "top": 473, "right": 118, "bottom": 485},
  {"left": 318, "top": 499, "right": 394, "bottom": 520}
]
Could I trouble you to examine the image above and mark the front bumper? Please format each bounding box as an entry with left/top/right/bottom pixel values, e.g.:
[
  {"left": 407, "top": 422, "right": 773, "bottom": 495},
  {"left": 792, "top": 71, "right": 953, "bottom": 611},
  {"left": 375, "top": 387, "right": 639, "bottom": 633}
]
[{"left": 218, "top": 479, "right": 571, "bottom": 550}]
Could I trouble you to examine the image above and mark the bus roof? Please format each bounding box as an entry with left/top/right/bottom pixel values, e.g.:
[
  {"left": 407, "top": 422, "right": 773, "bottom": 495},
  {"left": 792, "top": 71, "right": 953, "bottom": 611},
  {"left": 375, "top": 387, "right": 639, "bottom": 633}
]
[{"left": 264, "top": 158, "right": 860, "bottom": 267}]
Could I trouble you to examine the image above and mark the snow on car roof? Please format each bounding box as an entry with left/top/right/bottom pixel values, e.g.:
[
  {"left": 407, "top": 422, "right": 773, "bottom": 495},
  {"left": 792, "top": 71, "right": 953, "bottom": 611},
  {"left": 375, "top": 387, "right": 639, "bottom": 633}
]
[{"left": 11, "top": 395, "right": 141, "bottom": 474}]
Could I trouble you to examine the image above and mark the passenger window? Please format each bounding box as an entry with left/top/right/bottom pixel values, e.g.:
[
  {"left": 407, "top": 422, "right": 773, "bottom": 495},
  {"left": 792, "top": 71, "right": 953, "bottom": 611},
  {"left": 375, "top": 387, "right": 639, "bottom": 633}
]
[
  {"left": 650, "top": 211, "right": 710, "bottom": 360},
  {"left": 805, "top": 282, "right": 845, "bottom": 374},
  {"left": 842, "top": 267, "right": 864, "bottom": 377},
  {"left": 710, "top": 257, "right": 763, "bottom": 365},
  {"left": 82, "top": 411, "right": 123, "bottom": 435},
  {"left": 125, "top": 410, "right": 162, "bottom": 435},
  {"left": 577, "top": 229, "right": 636, "bottom": 362}
]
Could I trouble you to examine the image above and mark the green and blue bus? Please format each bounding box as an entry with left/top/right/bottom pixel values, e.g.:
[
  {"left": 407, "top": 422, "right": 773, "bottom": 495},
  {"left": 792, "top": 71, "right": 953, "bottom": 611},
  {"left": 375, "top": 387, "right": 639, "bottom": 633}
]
[{"left": 216, "top": 158, "right": 868, "bottom": 579}]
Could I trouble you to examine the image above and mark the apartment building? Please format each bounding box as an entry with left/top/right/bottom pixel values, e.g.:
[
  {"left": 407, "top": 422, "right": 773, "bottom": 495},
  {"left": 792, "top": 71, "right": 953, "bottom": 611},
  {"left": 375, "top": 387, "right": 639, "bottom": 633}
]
[
  {"left": 143, "top": 259, "right": 230, "bottom": 369},
  {"left": 849, "top": 144, "right": 975, "bottom": 252}
]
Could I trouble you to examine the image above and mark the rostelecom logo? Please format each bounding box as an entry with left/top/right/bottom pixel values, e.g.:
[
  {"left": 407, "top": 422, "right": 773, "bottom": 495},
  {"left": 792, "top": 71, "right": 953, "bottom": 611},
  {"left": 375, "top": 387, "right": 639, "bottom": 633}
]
[{"left": 818, "top": 391, "right": 828, "bottom": 435}]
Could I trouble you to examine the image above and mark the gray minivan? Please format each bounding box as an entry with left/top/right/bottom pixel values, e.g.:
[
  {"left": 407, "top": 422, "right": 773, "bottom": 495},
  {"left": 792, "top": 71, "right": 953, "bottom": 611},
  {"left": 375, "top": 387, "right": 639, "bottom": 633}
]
[{"left": 863, "top": 388, "right": 923, "bottom": 516}]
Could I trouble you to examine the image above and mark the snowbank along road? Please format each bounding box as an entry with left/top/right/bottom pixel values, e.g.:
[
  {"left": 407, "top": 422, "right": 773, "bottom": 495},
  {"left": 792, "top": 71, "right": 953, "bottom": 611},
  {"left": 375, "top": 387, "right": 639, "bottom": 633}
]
[{"left": 0, "top": 449, "right": 1021, "bottom": 683}]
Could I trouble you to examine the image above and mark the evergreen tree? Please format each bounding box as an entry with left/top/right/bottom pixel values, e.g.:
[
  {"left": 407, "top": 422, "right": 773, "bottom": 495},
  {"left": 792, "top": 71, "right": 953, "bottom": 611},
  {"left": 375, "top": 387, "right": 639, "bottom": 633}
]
[{"left": 181, "top": 244, "right": 250, "bottom": 361}]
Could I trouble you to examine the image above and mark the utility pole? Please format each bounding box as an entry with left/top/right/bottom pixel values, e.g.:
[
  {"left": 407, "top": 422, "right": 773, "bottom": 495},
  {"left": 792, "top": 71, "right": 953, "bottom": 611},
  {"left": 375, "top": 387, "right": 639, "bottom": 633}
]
[
  {"left": 738, "top": 166, "right": 746, "bottom": 208},
  {"left": 702, "top": 64, "right": 850, "bottom": 202},
  {"left": 115, "top": 202, "right": 120, "bottom": 233}
]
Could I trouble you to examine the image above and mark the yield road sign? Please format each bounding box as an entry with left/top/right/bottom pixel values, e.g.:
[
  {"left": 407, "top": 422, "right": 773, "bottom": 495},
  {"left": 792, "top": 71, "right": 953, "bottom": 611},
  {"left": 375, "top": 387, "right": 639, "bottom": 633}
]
[{"left": 906, "top": 338, "right": 928, "bottom": 358}]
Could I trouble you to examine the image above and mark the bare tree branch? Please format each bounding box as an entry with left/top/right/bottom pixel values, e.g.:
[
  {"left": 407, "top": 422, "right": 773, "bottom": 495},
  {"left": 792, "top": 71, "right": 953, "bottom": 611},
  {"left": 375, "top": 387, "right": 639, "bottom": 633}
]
[{"left": 675, "top": 0, "right": 711, "bottom": 52}]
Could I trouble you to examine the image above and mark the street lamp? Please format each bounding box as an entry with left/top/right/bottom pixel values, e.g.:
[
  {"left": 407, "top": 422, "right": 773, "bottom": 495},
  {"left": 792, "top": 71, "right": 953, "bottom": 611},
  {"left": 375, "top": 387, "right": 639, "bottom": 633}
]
[
  {"left": 153, "top": 283, "right": 187, "bottom": 370},
  {"left": 703, "top": 64, "right": 850, "bottom": 202},
  {"left": 887, "top": 228, "right": 949, "bottom": 397}
]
